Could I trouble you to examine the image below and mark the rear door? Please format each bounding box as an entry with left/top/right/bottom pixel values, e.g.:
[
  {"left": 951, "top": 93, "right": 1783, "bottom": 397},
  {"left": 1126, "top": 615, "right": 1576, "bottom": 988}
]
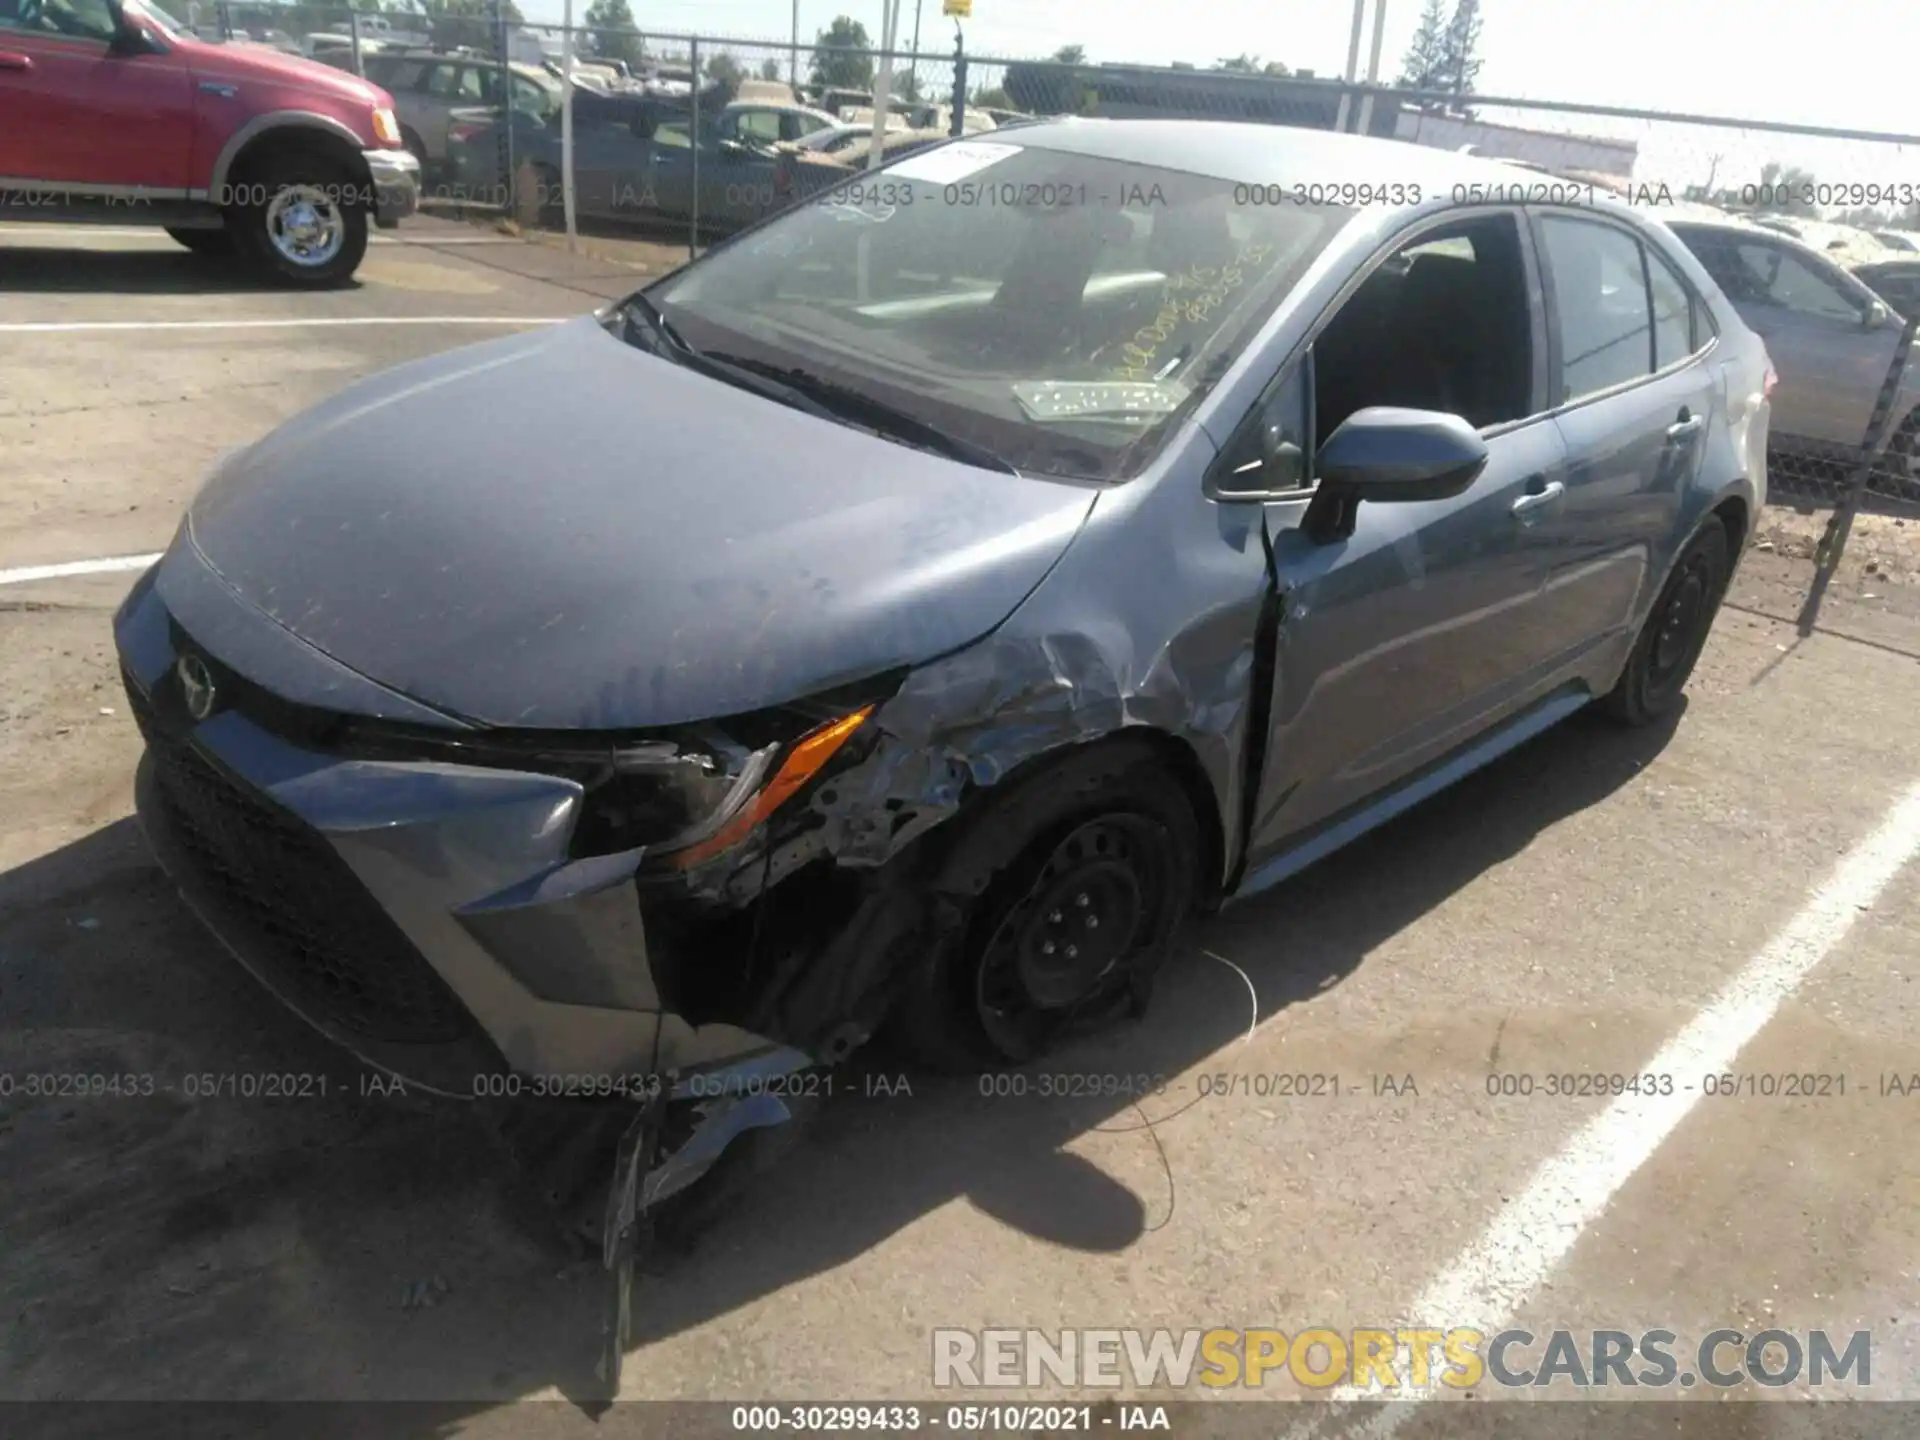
[
  {"left": 0, "top": 0, "right": 191, "bottom": 189},
  {"left": 1525, "top": 210, "right": 1719, "bottom": 668}
]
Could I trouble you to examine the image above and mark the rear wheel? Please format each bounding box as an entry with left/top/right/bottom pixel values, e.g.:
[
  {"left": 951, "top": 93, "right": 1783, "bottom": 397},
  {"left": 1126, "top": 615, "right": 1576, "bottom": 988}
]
[
  {"left": 1600, "top": 518, "right": 1731, "bottom": 727},
  {"left": 232, "top": 150, "right": 369, "bottom": 288},
  {"left": 166, "top": 226, "right": 235, "bottom": 258},
  {"left": 887, "top": 742, "right": 1200, "bottom": 1072}
]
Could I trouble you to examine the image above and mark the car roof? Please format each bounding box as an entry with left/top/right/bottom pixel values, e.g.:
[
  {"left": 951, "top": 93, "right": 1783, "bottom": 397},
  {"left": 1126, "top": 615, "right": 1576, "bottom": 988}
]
[{"left": 1003, "top": 118, "right": 1582, "bottom": 197}]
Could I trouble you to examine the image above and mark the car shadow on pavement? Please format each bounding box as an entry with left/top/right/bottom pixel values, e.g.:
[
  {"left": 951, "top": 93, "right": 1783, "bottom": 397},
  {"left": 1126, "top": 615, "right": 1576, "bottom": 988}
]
[
  {"left": 0, "top": 704, "right": 1681, "bottom": 1415},
  {"left": 0, "top": 246, "right": 343, "bottom": 295}
]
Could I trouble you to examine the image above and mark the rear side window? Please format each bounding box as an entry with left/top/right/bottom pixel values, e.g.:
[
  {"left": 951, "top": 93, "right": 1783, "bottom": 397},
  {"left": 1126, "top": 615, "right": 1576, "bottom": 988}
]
[
  {"left": 1538, "top": 215, "right": 1655, "bottom": 404},
  {"left": 1646, "top": 247, "right": 1698, "bottom": 370}
]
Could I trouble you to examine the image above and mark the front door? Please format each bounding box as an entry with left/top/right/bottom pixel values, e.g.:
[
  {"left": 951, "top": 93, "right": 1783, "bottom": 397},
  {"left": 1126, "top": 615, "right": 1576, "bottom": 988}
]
[
  {"left": 1683, "top": 229, "right": 1899, "bottom": 448},
  {"left": 1237, "top": 210, "right": 1571, "bottom": 857},
  {"left": 0, "top": 0, "right": 191, "bottom": 190}
]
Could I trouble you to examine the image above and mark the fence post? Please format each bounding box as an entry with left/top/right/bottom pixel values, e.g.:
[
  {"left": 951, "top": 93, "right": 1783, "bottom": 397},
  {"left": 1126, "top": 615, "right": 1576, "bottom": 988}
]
[
  {"left": 1797, "top": 314, "right": 1919, "bottom": 635},
  {"left": 348, "top": 9, "right": 363, "bottom": 77},
  {"left": 560, "top": 1, "right": 576, "bottom": 250},
  {"left": 949, "top": 27, "right": 966, "bottom": 138},
  {"left": 491, "top": 0, "right": 516, "bottom": 216},
  {"left": 689, "top": 35, "right": 701, "bottom": 261},
  {"left": 214, "top": 0, "right": 230, "bottom": 40}
]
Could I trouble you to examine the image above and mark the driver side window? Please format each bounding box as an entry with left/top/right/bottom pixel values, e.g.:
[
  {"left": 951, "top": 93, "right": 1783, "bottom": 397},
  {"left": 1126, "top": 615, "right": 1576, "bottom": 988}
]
[{"left": 1, "top": 0, "right": 117, "bottom": 41}]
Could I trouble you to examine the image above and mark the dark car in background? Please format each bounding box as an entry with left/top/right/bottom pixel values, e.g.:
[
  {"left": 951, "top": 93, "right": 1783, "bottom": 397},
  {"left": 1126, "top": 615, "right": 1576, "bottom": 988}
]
[
  {"left": 117, "top": 122, "right": 1766, "bottom": 1211},
  {"left": 444, "top": 88, "right": 801, "bottom": 233},
  {"left": 1670, "top": 217, "right": 1920, "bottom": 500}
]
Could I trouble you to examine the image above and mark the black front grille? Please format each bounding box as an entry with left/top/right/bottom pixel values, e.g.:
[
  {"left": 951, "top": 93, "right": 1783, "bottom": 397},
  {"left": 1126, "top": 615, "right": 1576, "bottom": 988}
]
[{"left": 134, "top": 682, "right": 478, "bottom": 1046}]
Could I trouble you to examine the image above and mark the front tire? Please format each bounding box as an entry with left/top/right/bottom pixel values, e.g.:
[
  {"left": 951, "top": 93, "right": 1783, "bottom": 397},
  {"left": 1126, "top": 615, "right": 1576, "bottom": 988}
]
[
  {"left": 1600, "top": 517, "right": 1731, "bottom": 727},
  {"left": 232, "top": 151, "right": 369, "bottom": 288},
  {"left": 887, "top": 741, "right": 1200, "bottom": 1073}
]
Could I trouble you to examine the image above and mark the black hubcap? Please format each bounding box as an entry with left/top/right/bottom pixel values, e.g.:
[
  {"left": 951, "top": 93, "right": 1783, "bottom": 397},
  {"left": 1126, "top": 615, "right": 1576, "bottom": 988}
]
[
  {"left": 975, "top": 816, "right": 1161, "bottom": 1061},
  {"left": 1650, "top": 557, "right": 1709, "bottom": 684}
]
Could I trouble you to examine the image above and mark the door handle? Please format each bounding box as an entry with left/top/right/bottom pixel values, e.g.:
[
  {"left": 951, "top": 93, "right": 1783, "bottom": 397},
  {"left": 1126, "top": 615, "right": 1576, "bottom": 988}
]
[
  {"left": 1511, "top": 480, "right": 1565, "bottom": 517},
  {"left": 1666, "top": 413, "right": 1705, "bottom": 441},
  {"left": 0, "top": 52, "right": 33, "bottom": 71}
]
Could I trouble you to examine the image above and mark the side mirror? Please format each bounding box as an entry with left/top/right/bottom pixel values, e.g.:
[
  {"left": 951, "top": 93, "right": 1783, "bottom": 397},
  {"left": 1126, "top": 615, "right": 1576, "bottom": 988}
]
[
  {"left": 1301, "top": 407, "right": 1488, "bottom": 543},
  {"left": 1864, "top": 299, "right": 1892, "bottom": 330},
  {"left": 106, "top": 3, "right": 156, "bottom": 55}
]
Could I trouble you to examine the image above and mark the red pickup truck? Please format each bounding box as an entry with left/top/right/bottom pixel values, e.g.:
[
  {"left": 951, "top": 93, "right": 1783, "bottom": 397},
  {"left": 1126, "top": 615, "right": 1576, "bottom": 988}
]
[{"left": 0, "top": 0, "right": 419, "bottom": 286}]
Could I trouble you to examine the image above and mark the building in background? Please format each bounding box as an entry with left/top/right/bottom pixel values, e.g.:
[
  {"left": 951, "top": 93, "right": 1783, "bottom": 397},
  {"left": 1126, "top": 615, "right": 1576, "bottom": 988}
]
[{"left": 1393, "top": 110, "right": 1638, "bottom": 182}]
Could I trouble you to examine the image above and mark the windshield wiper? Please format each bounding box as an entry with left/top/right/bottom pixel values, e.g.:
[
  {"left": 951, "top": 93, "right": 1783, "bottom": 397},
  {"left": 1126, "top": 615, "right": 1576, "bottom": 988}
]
[
  {"left": 702, "top": 353, "right": 1020, "bottom": 474},
  {"left": 615, "top": 297, "right": 843, "bottom": 422}
]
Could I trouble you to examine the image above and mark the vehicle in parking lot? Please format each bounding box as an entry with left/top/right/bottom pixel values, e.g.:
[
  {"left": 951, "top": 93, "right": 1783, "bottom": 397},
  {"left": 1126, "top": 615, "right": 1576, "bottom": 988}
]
[
  {"left": 1853, "top": 258, "right": 1920, "bottom": 319},
  {"left": 360, "top": 48, "right": 560, "bottom": 168},
  {"left": 118, "top": 122, "right": 1765, "bottom": 1202},
  {"left": 0, "top": 0, "right": 418, "bottom": 285},
  {"left": 447, "top": 93, "right": 801, "bottom": 232},
  {"left": 772, "top": 125, "right": 948, "bottom": 205},
  {"left": 1873, "top": 230, "right": 1920, "bottom": 253},
  {"left": 1669, "top": 216, "right": 1920, "bottom": 499}
]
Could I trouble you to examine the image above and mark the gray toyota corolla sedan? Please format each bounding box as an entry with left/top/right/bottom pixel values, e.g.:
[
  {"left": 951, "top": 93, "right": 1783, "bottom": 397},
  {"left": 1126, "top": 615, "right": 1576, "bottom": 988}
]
[{"left": 116, "top": 121, "right": 1769, "bottom": 1198}]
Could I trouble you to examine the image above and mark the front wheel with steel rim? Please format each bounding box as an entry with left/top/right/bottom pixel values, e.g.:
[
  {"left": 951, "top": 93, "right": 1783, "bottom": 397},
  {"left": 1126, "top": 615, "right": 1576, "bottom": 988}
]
[
  {"left": 887, "top": 741, "right": 1200, "bottom": 1073},
  {"left": 235, "top": 153, "right": 369, "bottom": 289},
  {"left": 1600, "top": 517, "right": 1731, "bottom": 727}
]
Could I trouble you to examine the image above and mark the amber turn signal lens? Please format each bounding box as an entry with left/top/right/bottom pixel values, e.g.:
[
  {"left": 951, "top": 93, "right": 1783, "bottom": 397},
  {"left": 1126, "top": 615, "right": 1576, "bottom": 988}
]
[{"left": 667, "top": 706, "right": 873, "bottom": 869}]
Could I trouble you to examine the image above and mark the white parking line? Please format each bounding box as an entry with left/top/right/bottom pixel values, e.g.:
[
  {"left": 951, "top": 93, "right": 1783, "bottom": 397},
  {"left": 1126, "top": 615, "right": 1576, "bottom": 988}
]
[
  {"left": 1288, "top": 775, "right": 1920, "bottom": 1439},
  {"left": 0, "top": 317, "right": 573, "bottom": 334},
  {"left": 0, "top": 226, "right": 528, "bottom": 246},
  {"left": 0, "top": 553, "right": 161, "bottom": 586}
]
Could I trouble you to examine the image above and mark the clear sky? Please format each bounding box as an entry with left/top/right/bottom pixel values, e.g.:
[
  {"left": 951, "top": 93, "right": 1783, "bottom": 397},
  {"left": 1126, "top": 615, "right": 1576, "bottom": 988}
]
[{"left": 519, "top": 0, "right": 1920, "bottom": 199}]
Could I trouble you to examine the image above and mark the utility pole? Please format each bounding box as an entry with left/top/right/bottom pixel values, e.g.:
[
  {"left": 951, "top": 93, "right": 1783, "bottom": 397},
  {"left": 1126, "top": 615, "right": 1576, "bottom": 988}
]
[
  {"left": 1333, "top": 0, "right": 1365, "bottom": 133},
  {"left": 1356, "top": 0, "right": 1388, "bottom": 136},
  {"left": 790, "top": 0, "right": 799, "bottom": 88}
]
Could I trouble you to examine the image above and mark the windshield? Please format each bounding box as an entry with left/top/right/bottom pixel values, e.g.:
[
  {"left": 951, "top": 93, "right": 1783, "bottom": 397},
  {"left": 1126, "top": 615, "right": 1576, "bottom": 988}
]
[{"left": 645, "top": 141, "right": 1351, "bottom": 481}]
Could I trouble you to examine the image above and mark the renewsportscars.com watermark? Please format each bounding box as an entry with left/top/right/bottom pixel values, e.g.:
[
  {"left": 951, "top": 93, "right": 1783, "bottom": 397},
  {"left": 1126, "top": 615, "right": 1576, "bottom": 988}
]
[{"left": 932, "top": 1327, "right": 1872, "bottom": 1391}]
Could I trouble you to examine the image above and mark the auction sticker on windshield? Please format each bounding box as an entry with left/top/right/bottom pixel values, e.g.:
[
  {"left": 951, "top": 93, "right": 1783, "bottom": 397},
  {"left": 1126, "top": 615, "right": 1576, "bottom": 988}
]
[{"left": 885, "top": 142, "right": 1022, "bottom": 186}]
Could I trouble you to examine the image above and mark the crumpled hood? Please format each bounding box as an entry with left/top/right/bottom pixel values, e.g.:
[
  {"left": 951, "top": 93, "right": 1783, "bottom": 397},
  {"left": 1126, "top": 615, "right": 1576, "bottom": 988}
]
[{"left": 184, "top": 318, "right": 1096, "bottom": 730}]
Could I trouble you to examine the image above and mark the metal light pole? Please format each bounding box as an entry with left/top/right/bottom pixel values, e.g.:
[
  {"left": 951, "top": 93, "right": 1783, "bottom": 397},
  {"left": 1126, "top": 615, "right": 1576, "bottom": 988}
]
[
  {"left": 561, "top": 0, "right": 576, "bottom": 250},
  {"left": 790, "top": 0, "right": 799, "bottom": 88},
  {"left": 1333, "top": 0, "right": 1365, "bottom": 132},
  {"left": 910, "top": 0, "right": 923, "bottom": 68},
  {"left": 1356, "top": 0, "right": 1389, "bottom": 136},
  {"left": 864, "top": 0, "right": 903, "bottom": 171}
]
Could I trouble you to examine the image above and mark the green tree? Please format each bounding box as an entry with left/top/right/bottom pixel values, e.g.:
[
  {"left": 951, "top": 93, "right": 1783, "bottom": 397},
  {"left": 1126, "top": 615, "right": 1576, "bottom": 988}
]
[
  {"left": 1396, "top": 0, "right": 1448, "bottom": 95},
  {"left": 810, "top": 16, "right": 874, "bottom": 90},
  {"left": 1052, "top": 44, "right": 1085, "bottom": 64},
  {"left": 971, "top": 84, "right": 1012, "bottom": 108},
  {"left": 1434, "top": 0, "right": 1484, "bottom": 113},
  {"left": 759, "top": 57, "right": 782, "bottom": 81},
  {"left": 707, "top": 49, "right": 744, "bottom": 88},
  {"left": 581, "top": 0, "right": 643, "bottom": 68},
  {"left": 421, "top": 0, "right": 522, "bottom": 53}
]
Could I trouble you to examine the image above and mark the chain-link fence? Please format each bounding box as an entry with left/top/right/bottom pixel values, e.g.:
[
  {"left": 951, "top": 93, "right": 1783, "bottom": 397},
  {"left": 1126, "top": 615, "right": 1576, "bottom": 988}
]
[{"left": 183, "top": 12, "right": 1920, "bottom": 625}]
